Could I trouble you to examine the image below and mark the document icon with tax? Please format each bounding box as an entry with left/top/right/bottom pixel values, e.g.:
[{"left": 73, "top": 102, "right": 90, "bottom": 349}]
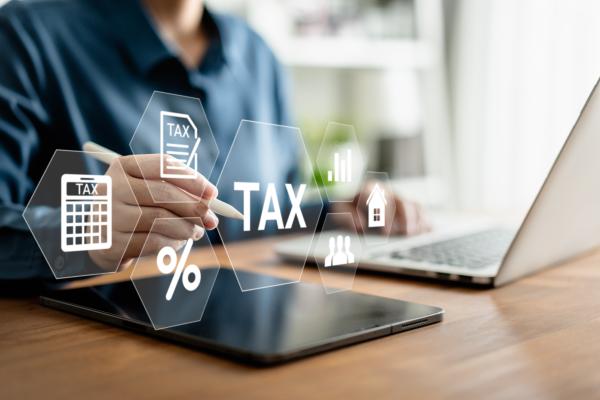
[{"left": 160, "top": 111, "right": 200, "bottom": 179}]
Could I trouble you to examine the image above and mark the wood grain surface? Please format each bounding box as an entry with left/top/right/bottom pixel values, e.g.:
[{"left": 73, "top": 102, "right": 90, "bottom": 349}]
[{"left": 1, "top": 237, "right": 600, "bottom": 400}]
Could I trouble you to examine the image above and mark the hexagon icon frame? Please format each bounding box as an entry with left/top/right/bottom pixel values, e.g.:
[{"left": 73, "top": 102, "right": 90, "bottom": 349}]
[
  {"left": 314, "top": 212, "right": 363, "bottom": 294},
  {"left": 22, "top": 150, "right": 141, "bottom": 279},
  {"left": 355, "top": 171, "right": 398, "bottom": 246},
  {"left": 315, "top": 122, "right": 366, "bottom": 202},
  {"left": 129, "top": 91, "right": 220, "bottom": 203},
  {"left": 130, "top": 218, "right": 220, "bottom": 330},
  {"left": 215, "top": 120, "right": 324, "bottom": 292}
]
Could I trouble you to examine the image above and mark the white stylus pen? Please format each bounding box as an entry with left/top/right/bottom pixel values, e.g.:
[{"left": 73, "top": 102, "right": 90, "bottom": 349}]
[{"left": 83, "top": 141, "right": 243, "bottom": 220}]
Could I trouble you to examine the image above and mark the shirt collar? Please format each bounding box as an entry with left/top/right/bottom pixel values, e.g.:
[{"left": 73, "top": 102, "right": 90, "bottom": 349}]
[
  {"left": 110, "top": 0, "right": 231, "bottom": 75},
  {"left": 206, "top": 12, "right": 240, "bottom": 69},
  {"left": 206, "top": 11, "right": 248, "bottom": 81}
]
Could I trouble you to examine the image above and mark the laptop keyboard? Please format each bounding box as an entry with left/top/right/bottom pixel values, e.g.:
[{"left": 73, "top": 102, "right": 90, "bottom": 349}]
[{"left": 390, "top": 229, "right": 515, "bottom": 269}]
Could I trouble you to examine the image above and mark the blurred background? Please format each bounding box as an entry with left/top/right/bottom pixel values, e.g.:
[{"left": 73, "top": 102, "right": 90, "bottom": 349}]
[
  {"left": 3, "top": 0, "right": 599, "bottom": 217},
  {"left": 206, "top": 0, "right": 600, "bottom": 217}
]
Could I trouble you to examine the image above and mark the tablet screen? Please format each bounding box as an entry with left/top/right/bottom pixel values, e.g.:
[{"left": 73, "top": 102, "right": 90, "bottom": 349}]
[{"left": 42, "top": 269, "right": 443, "bottom": 364}]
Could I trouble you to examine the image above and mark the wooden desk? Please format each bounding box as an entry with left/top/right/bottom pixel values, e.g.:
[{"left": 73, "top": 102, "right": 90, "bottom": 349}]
[{"left": 2, "top": 237, "right": 600, "bottom": 399}]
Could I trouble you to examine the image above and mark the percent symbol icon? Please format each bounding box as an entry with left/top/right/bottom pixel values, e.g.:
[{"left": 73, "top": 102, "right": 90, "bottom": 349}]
[{"left": 157, "top": 239, "right": 201, "bottom": 301}]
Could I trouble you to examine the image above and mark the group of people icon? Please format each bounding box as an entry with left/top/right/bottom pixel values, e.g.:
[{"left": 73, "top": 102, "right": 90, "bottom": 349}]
[{"left": 324, "top": 235, "right": 355, "bottom": 267}]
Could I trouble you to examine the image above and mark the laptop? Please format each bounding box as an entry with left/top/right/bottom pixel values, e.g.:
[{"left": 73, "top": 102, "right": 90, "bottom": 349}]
[{"left": 277, "top": 78, "right": 600, "bottom": 287}]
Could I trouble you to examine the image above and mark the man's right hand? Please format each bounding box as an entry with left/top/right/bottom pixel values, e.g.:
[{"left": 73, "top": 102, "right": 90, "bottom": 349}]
[{"left": 89, "top": 154, "right": 219, "bottom": 270}]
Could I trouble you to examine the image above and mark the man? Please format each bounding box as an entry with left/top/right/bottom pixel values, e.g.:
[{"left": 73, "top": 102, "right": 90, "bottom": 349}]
[{"left": 0, "top": 0, "right": 428, "bottom": 280}]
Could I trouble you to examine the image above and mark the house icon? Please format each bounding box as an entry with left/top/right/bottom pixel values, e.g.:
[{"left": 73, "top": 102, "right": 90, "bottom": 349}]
[{"left": 366, "top": 183, "right": 387, "bottom": 228}]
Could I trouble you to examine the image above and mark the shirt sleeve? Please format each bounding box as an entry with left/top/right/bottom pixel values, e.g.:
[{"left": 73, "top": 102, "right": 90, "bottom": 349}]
[{"left": 0, "top": 3, "right": 53, "bottom": 279}]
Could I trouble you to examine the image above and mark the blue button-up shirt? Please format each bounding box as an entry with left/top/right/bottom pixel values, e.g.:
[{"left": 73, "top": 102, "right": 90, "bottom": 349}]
[{"left": 0, "top": 0, "right": 293, "bottom": 279}]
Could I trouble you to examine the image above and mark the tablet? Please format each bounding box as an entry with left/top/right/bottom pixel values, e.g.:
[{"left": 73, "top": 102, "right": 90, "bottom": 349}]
[{"left": 40, "top": 268, "right": 443, "bottom": 365}]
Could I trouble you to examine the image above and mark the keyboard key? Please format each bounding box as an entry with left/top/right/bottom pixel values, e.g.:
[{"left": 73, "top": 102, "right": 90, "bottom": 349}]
[{"left": 390, "top": 229, "right": 514, "bottom": 269}]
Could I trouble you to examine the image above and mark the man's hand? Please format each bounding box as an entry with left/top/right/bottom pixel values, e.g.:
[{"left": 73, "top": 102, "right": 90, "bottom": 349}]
[
  {"left": 333, "top": 181, "right": 431, "bottom": 236},
  {"left": 89, "top": 154, "right": 219, "bottom": 270}
]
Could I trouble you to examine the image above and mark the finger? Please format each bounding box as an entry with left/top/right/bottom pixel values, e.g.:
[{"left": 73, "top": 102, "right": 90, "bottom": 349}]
[
  {"left": 127, "top": 175, "right": 197, "bottom": 205},
  {"left": 136, "top": 210, "right": 205, "bottom": 241},
  {"left": 106, "top": 164, "right": 139, "bottom": 205},
  {"left": 88, "top": 230, "right": 141, "bottom": 268},
  {"left": 394, "top": 198, "right": 410, "bottom": 235},
  {"left": 415, "top": 203, "right": 432, "bottom": 233},
  {"left": 125, "top": 178, "right": 219, "bottom": 229},
  {"left": 112, "top": 192, "right": 214, "bottom": 233},
  {"left": 122, "top": 232, "right": 188, "bottom": 260},
  {"left": 404, "top": 200, "right": 419, "bottom": 235},
  {"left": 402, "top": 201, "right": 413, "bottom": 235},
  {"left": 356, "top": 210, "right": 368, "bottom": 234},
  {"left": 112, "top": 203, "right": 145, "bottom": 232},
  {"left": 118, "top": 154, "right": 217, "bottom": 200},
  {"left": 382, "top": 211, "right": 394, "bottom": 236}
]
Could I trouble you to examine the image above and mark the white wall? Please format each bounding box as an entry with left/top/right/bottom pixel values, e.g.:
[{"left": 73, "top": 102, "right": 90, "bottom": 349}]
[{"left": 449, "top": 0, "right": 600, "bottom": 214}]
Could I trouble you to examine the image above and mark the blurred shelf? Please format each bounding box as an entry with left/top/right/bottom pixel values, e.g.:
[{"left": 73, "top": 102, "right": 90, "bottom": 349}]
[{"left": 269, "top": 37, "right": 435, "bottom": 69}]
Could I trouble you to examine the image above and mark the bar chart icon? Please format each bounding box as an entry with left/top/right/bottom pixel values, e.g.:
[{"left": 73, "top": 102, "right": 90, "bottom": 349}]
[{"left": 327, "top": 149, "right": 352, "bottom": 183}]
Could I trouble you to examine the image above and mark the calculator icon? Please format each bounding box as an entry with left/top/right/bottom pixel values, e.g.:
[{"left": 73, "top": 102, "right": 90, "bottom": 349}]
[{"left": 61, "top": 174, "right": 112, "bottom": 253}]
